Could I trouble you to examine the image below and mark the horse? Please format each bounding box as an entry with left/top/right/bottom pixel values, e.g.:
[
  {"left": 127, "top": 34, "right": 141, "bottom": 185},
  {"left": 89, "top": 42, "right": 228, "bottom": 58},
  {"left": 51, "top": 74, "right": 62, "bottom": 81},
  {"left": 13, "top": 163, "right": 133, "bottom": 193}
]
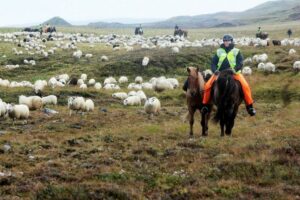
[
  {"left": 23, "top": 27, "right": 40, "bottom": 32},
  {"left": 202, "top": 69, "right": 243, "bottom": 137},
  {"left": 135, "top": 27, "right": 143, "bottom": 35},
  {"left": 174, "top": 29, "right": 188, "bottom": 38},
  {"left": 185, "top": 67, "right": 206, "bottom": 137},
  {"left": 256, "top": 32, "right": 269, "bottom": 40},
  {"left": 45, "top": 26, "right": 56, "bottom": 33}
]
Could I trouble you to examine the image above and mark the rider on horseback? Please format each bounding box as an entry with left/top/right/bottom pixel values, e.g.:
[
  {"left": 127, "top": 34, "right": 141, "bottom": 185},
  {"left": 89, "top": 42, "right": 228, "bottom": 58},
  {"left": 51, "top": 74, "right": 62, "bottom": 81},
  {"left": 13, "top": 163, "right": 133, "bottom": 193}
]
[{"left": 201, "top": 34, "right": 256, "bottom": 116}]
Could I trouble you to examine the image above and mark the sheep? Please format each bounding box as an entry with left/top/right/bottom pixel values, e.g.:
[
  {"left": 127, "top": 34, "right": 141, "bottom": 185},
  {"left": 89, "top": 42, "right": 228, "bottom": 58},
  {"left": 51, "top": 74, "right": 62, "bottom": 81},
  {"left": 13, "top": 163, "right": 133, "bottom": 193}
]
[
  {"left": 6, "top": 104, "right": 30, "bottom": 123},
  {"left": 118, "top": 76, "right": 128, "bottom": 84},
  {"left": 123, "top": 96, "right": 141, "bottom": 106},
  {"left": 103, "top": 84, "right": 120, "bottom": 90},
  {"left": 85, "top": 54, "right": 93, "bottom": 59},
  {"left": 142, "top": 82, "right": 154, "bottom": 90},
  {"left": 94, "top": 82, "right": 102, "bottom": 90},
  {"left": 128, "top": 83, "right": 142, "bottom": 90},
  {"left": 77, "top": 79, "right": 85, "bottom": 86},
  {"left": 171, "top": 47, "right": 180, "bottom": 54},
  {"left": 167, "top": 78, "right": 179, "bottom": 88},
  {"left": 68, "top": 96, "right": 85, "bottom": 116},
  {"left": 153, "top": 77, "right": 174, "bottom": 92},
  {"left": 84, "top": 99, "right": 94, "bottom": 112},
  {"left": 73, "top": 50, "right": 83, "bottom": 59},
  {"left": 42, "top": 95, "right": 57, "bottom": 106},
  {"left": 142, "top": 57, "right": 150, "bottom": 66},
  {"left": 0, "top": 79, "right": 10, "bottom": 87},
  {"left": 0, "top": 101, "right": 7, "bottom": 118},
  {"left": 19, "top": 95, "right": 43, "bottom": 110},
  {"left": 243, "top": 57, "right": 253, "bottom": 65},
  {"left": 253, "top": 53, "right": 268, "bottom": 63},
  {"left": 289, "top": 49, "right": 296, "bottom": 56},
  {"left": 293, "top": 61, "right": 300, "bottom": 71},
  {"left": 68, "top": 77, "right": 78, "bottom": 85},
  {"left": 81, "top": 74, "right": 87, "bottom": 81},
  {"left": 242, "top": 66, "right": 252, "bottom": 76},
  {"left": 57, "top": 74, "right": 70, "bottom": 82},
  {"left": 136, "top": 90, "right": 147, "bottom": 102},
  {"left": 144, "top": 97, "right": 161, "bottom": 117},
  {"left": 265, "top": 62, "right": 276, "bottom": 72},
  {"left": 80, "top": 84, "right": 87, "bottom": 89},
  {"left": 112, "top": 92, "right": 128, "bottom": 100},
  {"left": 135, "top": 76, "right": 143, "bottom": 84},
  {"left": 104, "top": 77, "right": 117, "bottom": 85},
  {"left": 258, "top": 63, "right": 266, "bottom": 70},
  {"left": 101, "top": 55, "right": 109, "bottom": 62},
  {"left": 88, "top": 79, "right": 96, "bottom": 86},
  {"left": 48, "top": 77, "right": 58, "bottom": 88},
  {"left": 34, "top": 80, "right": 47, "bottom": 95}
]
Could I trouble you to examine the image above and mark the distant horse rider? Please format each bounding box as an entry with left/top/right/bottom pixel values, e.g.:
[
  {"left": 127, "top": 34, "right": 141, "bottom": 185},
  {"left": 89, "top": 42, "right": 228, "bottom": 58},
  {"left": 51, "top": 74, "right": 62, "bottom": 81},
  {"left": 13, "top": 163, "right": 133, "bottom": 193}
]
[
  {"left": 175, "top": 24, "right": 179, "bottom": 31},
  {"left": 257, "top": 27, "right": 262, "bottom": 34}
]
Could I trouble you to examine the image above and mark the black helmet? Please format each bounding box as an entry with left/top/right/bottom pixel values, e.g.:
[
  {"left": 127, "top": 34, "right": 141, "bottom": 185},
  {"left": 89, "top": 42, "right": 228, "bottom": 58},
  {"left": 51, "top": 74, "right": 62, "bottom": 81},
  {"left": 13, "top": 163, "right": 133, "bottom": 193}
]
[{"left": 223, "top": 34, "right": 233, "bottom": 42}]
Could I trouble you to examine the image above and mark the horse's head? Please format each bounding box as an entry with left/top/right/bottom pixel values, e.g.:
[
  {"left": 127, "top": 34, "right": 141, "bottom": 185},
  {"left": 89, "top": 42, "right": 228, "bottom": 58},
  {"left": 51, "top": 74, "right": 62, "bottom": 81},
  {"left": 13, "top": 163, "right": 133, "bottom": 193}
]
[{"left": 187, "top": 67, "right": 200, "bottom": 97}]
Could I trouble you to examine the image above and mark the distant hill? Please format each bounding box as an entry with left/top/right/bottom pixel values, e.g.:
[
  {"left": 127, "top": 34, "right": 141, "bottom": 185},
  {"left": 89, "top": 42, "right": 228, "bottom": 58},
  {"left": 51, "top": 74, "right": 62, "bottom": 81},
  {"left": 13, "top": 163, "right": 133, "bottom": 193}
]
[
  {"left": 42, "top": 17, "right": 72, "bottom": 26},
  {"left": 87, "top": 0, "right": 300, "bottom": 28}
]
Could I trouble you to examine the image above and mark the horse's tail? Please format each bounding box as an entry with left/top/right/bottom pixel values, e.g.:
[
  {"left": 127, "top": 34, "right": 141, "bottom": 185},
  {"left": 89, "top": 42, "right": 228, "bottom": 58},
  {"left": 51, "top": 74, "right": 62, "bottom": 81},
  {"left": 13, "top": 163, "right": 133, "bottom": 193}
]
[{"left": 214, "top": 72, "right": 235, "bottom": 123}]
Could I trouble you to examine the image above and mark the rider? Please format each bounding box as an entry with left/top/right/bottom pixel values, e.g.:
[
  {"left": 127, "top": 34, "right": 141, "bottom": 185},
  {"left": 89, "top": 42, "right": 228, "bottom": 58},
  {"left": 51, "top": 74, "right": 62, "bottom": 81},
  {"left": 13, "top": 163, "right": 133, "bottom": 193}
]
[
  {"left": 201, "top": 34, "right": 256, "bottom": 116},
  {"left": 257, "top": 26, "right": 262, "bottom": 34},
  {"left": 175, "top": 24, "right": 179, "bottom": 31}
]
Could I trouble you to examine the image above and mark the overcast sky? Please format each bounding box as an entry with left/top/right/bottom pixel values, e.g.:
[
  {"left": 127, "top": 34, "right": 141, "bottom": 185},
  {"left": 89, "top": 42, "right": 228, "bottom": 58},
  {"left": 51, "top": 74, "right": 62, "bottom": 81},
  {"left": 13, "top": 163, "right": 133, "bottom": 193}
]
[{"left": 0, "top": 0, "right": 270, "bottom": 26}]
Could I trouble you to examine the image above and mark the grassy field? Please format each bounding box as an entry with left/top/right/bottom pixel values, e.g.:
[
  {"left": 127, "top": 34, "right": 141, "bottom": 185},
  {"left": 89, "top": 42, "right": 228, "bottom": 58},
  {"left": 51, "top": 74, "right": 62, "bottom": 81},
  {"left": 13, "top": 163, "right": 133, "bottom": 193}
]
[{"left": 0, "top": 25, "right": 300, "bottom": 199}]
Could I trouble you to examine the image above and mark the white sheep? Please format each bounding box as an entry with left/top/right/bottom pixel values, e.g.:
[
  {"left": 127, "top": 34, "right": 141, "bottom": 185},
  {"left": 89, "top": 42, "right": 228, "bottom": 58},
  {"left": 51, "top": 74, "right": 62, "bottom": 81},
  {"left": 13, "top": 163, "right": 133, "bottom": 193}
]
[
  {"left": 135, "top": 76, "right": 143, "bottom": 84},
  {"left": 123, "top": 96, "right": 141, "bottom": 106},
  {"left": 81, "top": 74, "right": 87, "bottom": 81},
  {"left": 48, "top": 77, "right": 58, "bottom": 88},
  {"left": 85, "top": 54, "right": 93, "bottom": 59},
  {"left": 142, "top": 57, "right": 150, "bottom": 66},
  {"left": 144, "top": 97, "right": 161, "bottom": 117},
  {"left": 112, "top": 92, "right": 128, "bottom": 100},
  {"left": 293, "top": 61, "right": 300, "bottom": 71},
  {"left": 77, "top": 79, "right": 85, "bottom": 86},
  {"left": 258, "top": 63, "right": 266, "bottom": 70},
  {"left": 73, "top": 50, "right": 83, "bottom": 59},
  {"left": 167, "top": 78, "right": 179, "bottom": 88},
  {"left": 94, "top": 82, "right": 102, "bottom": 90},
  {"left": 142, "top": 82, "right": 154, "bottom": 90},
  {"left": 104, "top": 77, "right": 117, "bottom": 85},
  {"left": 19, "top": 95, "right": 43, "bottom": 110},
  {"left": 118, "top": 76, "right": 128, "bottom": 84},
  {"left": 68, "top": 96, "right": 85, "bottom": 116},
  {"left": 42, "top": 95, "right": 57, "bottom": 106},
  {"left": 153, "top": 77, "right": 174, "bottom": 92},
  {"left": 265, "top": 62, "right": 276, "bottom": 72},
  {"left": 34, "top": 80, "right": 47, "bottom": 94},
  {"left": 101, "top": 55, "right": 109, "bottom": 62},
  {"left": 6, "top": 104, "right": 30, "bottom": 122},
  {"left": 103, "top": 84, "right": 120, "bottom": 90},
  {"left": 289, "top": 49, "right": 296, "bottom": 56},
  {"left": 80, "top": 84, "right": 87, "bottom": 89},
  {"left": 84, "top": 99, "right": 94, "bottom": 112},
  {"left": 136, "top": 90, "right": 147, "bottom": 102},
  {"left": 88, "top": 79, "right": 96, "bottom": 86},
  {"left": 128, "top": 83, "right": 142, "bottom": 90},
  {"left": 242, "top": 66, "right": 252, "bottom": 76},
  {"left": 0, "top": 101, "right": 7, "bottom": 118}
]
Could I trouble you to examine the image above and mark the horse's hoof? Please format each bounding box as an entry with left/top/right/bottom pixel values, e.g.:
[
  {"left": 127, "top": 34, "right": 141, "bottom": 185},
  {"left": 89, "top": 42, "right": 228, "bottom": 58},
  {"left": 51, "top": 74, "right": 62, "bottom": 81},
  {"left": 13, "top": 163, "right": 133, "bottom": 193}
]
[
  {"left": 189, "top": 134, "right": 194, "bottom": 139},
  {"left": 202, "top": 133, "right": 208, "bottom": 137}
]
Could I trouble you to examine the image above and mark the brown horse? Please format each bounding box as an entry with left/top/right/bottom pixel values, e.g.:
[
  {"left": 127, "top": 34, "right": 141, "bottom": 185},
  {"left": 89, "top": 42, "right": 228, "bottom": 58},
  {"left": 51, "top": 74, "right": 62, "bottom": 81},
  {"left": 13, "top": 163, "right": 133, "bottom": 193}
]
[
  {"left": 185, "top": 67, "right": 206, "bottom": 137},
  {"left": 202, "top": 69, "right": 243, "bottom": 136}
]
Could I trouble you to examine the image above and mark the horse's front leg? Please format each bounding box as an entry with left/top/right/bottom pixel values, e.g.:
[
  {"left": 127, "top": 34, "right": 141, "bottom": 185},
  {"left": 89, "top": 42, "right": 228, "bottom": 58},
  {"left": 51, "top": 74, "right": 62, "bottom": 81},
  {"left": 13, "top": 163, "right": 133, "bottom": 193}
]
[
  {"left": 189, "top": 108, "right": 196, "bottom": 138},
  {"left": 201, "top": 112, "right": 209, "bottom": 137},
  {"left": 220, "top": 119, "right": 225, "bottom": 137}
]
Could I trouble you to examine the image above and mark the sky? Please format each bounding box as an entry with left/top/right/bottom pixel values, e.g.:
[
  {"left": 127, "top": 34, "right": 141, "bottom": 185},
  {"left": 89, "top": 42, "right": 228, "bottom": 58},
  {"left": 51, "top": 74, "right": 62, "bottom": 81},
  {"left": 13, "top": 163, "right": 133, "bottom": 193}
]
[{"left": 0, "top": 0, "right": 271, "bottom": 26}]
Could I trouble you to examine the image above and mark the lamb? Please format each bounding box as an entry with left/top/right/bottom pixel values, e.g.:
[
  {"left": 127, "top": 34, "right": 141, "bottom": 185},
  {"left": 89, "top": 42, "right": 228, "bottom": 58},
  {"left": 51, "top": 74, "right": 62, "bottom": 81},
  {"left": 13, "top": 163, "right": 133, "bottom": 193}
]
[
  {"left": 142, "top": 82, "right": 154, "bottom": 90},
  {"left": 85, "top": 54, "right": 93, "bottom": 59},
  {"left": 293, "top": 61, "right": 300, "bottom": 71},
  {"left": 34, "top": 80, "right": 47, "bottom": 95},
  {"left": 142, "top": 57, "right": 150, "bottom": 66},
  {"left": 112, "top": 92, "right": 128, "bottom": 100},
  {"left": 19, "top": 95, "right": 43, "bottom": 110},
  {"left": 48, "top": 77, "right": 58, "bottom": 88},
  {"left": 118, "top": 76, "right": 128, "bottom": 84},
  {"left": 123, "top": 96, "right": 141, "bottom": 106},
  {"left": 243, "top": 57, "right": 253, "bottom": 65},
  {"left": 128, "top": 83, "right": 142, "bottom": 90},
  {"left": 242, "top": 66, "right": 252, "bottom": 76},
  {"left": 77, "top": 79, "right": 85, "bottom": 86},
  {"left": 135, "top": 76, "right": 143, "bottom": 84},
  {"left": 42, "top": 95, "right": 57, "bottom": 106},
  {"left": 171, "top": 47, "right": 180, "bottom": 54},
  {"left": 144, "top": 97, "right": 161, "bottom": 117},
  {"left": 136, "top": 90, "right": 147, "bottom": 102},
  {"left": 253, "top": 53, "right": 268, "bottom": 63},
  {"left": 103, "top": 84, "right": 120, "bottom": 90},
  {"left": 94, "top": 82, "right": 102, "bottom": 90},
  {"left": 56, "top": 74, "right": 70, "bottom": 82},
  {"left": 6, "top": 104, "right": 30, "bottom": 122}
]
